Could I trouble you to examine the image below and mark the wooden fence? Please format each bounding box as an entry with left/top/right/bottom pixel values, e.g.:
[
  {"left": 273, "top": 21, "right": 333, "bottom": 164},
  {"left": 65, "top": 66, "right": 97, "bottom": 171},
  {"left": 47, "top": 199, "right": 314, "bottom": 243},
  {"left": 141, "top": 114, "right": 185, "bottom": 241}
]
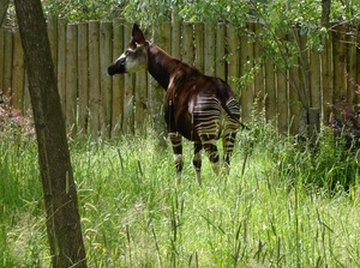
[{"left": 0, "top": 18, "right": 359, "bottom": 137}]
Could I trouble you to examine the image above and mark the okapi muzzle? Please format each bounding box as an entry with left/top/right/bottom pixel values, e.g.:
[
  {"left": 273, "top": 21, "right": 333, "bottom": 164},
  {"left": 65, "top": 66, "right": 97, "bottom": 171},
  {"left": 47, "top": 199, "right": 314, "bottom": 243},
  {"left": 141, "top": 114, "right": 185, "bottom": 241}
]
[{"left": 108, "top": 39, "right": 148, "bottom": 75}]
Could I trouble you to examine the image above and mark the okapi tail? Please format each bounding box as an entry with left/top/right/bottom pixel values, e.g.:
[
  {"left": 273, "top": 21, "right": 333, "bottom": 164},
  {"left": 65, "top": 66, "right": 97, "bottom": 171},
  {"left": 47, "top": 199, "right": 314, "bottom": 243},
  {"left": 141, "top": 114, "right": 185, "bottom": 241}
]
[{"left": 222, "top": 97, "right": 250, "bottom": 130}]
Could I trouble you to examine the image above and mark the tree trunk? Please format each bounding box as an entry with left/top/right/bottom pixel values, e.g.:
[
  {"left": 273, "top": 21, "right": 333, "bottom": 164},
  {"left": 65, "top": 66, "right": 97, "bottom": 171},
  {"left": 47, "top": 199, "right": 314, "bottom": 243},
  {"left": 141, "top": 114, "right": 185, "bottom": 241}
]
[
  {"left": 321, "top": 0, "right": 331, "bottom": 27},
  {"left": 13, "top": 1, "right": 87, "bottom": 267},
  {"left": 0, "top": 0, "right": 9, "bottom": 26}
]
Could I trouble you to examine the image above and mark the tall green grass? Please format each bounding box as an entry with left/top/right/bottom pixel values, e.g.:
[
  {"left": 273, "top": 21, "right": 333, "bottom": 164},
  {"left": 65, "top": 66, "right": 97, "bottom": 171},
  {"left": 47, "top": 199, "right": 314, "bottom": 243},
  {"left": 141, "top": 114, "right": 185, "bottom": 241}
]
[{"left": 1, "top": 124, "right": 359, "bottom": 267}]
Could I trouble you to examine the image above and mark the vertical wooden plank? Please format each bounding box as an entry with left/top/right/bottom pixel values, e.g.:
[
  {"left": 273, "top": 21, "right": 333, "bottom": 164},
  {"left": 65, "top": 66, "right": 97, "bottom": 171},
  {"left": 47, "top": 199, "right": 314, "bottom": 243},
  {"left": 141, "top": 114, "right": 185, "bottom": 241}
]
[
  {"left": 0, "top": 29, "right": 5, "bottom": 93},
  {"left": 123, "top": 23, "right": 134, "bottom": 133},
  {"left": 347, "top": 28, "right": 357, "bottom": 104},
  {"left": 226, "top": 24, "right": 240, "bottom": 95},
  {"left": 78, "top": 22, "right": 89, "bottom": 135},
  {"left": 181, "top": 22, "right": 194, "bottom": 65},
  {"left": 194, "top": 23, "right": 204, "bottom": 72},
  {"left": 111, "top": 19, "right": 124, "bottom": 137},
  {"left": 65, "top": 24, "right": 78, "bottom": 129},
  {"left": 135, "top": 70, "right": 147, "bottom": 134},
  {"left": 265, "top": 62, "right": 276, "bottom": 123},
  {"left": 88, "top": 20, "right": 101, "bottom": 137},
  {"left": 204, "top": 22, "right": 216, "bottom": 76},
  {"left": 288, "top": 28, "right": 303, "bottom": 135},
  {"left": 11, "top": 31, "right": 25, "bottom": 111},
  {"left": 3, "top": 30, "right": 13, "bottom": 96},
  {"left": 333, "top": 25, "right": 347, "bottom": 102},
  {"left": 47, "top": 14, "right": 58, "bottom": 73},
  {"left": 216, "top": 23, "right": 226, "bottom": 81},
  {"left": 277, "top": 68, "right": 288, "bottom": 134},
  {"left": 321, "top": 31, "right": 333, "bottom": 124},
  {"left": 150, "top": 22, "right": 169, "bottom": 141},
  {"left": 253, "top": 23, "right": 265, "bottom": 119},
  {"left": 309, "top": 49, "right": 321, "bottom": 132},
  {"left": 100, "top": 22, "right": 113, "bottom": 138},
  {"left": 356, "top": 28, "right": 360, "bottom": 105},
  {"left": 171, "top": 9, "right": 181, "bottom": 60},
  {"left": 240, "top": 23, "right": 254, "bottom": 123},
  {"left": 57, "top": 19, "right": 67, "bottom": 114}
]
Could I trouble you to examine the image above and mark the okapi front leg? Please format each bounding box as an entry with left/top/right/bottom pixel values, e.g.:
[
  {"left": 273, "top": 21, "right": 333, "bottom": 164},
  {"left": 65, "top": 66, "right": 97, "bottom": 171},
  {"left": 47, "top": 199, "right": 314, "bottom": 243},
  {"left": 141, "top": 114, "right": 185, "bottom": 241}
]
[{"left": 169, "top": 132, "right": 183, "bottom": 184}]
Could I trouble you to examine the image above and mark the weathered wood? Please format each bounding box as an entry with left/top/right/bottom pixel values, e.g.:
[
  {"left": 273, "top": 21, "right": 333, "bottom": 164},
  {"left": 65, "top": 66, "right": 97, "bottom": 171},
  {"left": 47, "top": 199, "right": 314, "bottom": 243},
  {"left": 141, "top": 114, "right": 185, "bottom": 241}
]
[
  {"left": 111, "top": 19, "right": 124, "bottom": 137},
  {"left": 240, "top": 23, "right": 254, "bottom": 123},
  {"left": 253, "top": 23, "right": 265, "bottom": 118},
  {"left": 3, "top": 30, "right": 13, "bottom": 95},
  {"left": 321, "top": 31, "right": 333, "bottom": 123},
  {"left": 88, "top": 21, "right": 101, "bottom": 137},
  {"left": 57, "top": 19, "right": 67, "bottom": 114},
  {"left": 204, "top": 22, "right": 216, "bottom": 76},
  {"left": 226, "top": 24, "right": 240, "bottom": 94},
  {"left": 309, "top": 48, "right": 321, "bottom": 133},
  {"left": 333, "top": 25, "right": 347, "bottom": 101},
  {"left": 123, "top": 23, "right": 134, "bottom": 133},
  {"left": 181, "top": 22, "right": 193, "bottom": 65},
  {"left": 347, "top": 29, "right": 357, "bottom": 104},
  {"left": 265, "top": 62, "right": 276, "bottom": 123},
  {"left": 171, "top": 9, "right": 181, "bottom": 60},
  {"left": 11, "top": 31, "right": 24, "bottom": 110},
  {"left": 77, "top": 22, "right": 89, "bottom": 134},
  {"left": 100, "top": 22, "right": 113, "bottom": 137},
  {"left": 216, "top": 23, "right": 226, "bottom": 81},
  {"left": 47, "top": 15, "right": 58, "bottom": 73},
  {"left": 0, "top": 29, "right": 4, "bottom": 93},
  {"left": 135, "top": 70, "right": 147, "bottom": 133},
  {"left": 194, "top": 23, "right": 204, "bottom": 72},
  {"left": 65, "top": 24, "right": 78, "bottom": 129},
  {"left": 277, "top": 69, "right": 288, "bottom": 134}
]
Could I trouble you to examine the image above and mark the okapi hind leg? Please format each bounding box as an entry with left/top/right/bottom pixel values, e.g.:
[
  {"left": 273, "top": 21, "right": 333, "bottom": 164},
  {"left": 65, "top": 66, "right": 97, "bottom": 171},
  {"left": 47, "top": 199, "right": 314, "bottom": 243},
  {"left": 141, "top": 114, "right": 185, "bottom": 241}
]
[
  {"left": 222, "top": 131, "right": 238, "bottom": 174},
  {"left": 193, "top": 142, "right": 202, "bottom": 185},
  {"left": 168, "top": 132, "right": 183, "bottom": 184},
  {"left": 200, "top": 135, "right": 220, "bottom": 175}
]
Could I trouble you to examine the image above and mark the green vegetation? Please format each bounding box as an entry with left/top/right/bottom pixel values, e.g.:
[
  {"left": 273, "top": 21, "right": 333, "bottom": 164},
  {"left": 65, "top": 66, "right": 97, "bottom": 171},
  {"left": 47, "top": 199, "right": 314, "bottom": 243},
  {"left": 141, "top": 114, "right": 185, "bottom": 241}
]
[{"left": 1, "top": 122, "right": 359, "bottom": 267}]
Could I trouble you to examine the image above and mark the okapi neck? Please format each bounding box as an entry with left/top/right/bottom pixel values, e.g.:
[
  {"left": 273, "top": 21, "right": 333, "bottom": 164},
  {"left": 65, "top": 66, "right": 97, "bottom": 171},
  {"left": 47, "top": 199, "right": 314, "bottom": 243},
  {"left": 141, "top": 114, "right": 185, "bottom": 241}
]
[{"left": 147, "top": 45, "right": 175, "bottom": 90}]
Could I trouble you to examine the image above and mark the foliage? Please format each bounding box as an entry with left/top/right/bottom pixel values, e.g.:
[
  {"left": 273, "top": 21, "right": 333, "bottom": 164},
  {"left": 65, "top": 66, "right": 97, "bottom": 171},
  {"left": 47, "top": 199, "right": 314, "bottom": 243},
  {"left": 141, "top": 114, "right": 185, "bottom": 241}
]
[{"left": 1, "top": 120, "right": 360, "bottom": 266}]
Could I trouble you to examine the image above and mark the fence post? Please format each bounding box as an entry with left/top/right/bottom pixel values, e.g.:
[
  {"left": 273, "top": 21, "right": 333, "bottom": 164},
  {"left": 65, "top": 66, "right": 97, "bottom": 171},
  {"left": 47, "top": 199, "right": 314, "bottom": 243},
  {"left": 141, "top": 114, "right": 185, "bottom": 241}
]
[
  {"left": 216, "top": 22, "right": 226, "bottom": 81},
  {"left": 240, "top": 23, "right": 254, "bottom": 123},
  {"left": 321, "top": 31, "right": 333, "bottom": 124},
  {"left": 65, "top": 23, "right": 78, "bottom": 130},
  {"left": 0, "top": 28, "right": 4, "bottom": 93},
  {"left": 47, "top": 15, "right": 58, "bottom": 74},
  {"left": 88, "top": 20, "right": 101, "bottom": 138},
  {"left": 194, "top": 23, "right": 204, "bottom": 72},
  {"left": 100, "top": 21, "right": 113, "bottom": 138},
  {"left": 226, "top": 24, "right": 240, "bottom": 95},
  {"left": 123, "top": 23, "right": 134, "bottom": 133},
  {"left": 181, "top": 22, "right": 194, "bottom": 65},
  {"left": 333, "top": 25, "right": 347, "bottom": 102},
  {"left": 12, "top": 31, "right": 24, "bottom": 111},
  {"left": 78, "top": 22, "right": 89, "bottom": 135},
  {"left": 204, "top": 22, "right": 216, "bottom": 76},
  {"left": 57, "top": 19, "right": 66, "bottom": 114},
  {"left": 111, "top": 18, "right": 124, "bottom": 138},
  {"left": 171, "top": 9, "right": 181, "bottom": 60},
  {"left": 3, "top": 30, "right": 12, "bottom": 96}
]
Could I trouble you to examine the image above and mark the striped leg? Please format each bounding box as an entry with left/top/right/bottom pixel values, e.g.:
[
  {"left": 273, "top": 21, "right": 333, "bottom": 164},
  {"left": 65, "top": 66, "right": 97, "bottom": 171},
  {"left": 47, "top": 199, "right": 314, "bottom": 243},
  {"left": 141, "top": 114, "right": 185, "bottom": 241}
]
[
  {"left": 200, "top": 135, "right": 220, "bottom": 175},
  {"left": 193, "top": 96, "right": 221, "bottom": 176},
  {"left": 193, "top": 142, "right": 202, "bottom": 185},
  {"left": 222, "top": 97, "right": 240, "bottom": 173},
  {"left": 222, "top": 131, "right": 238, "bottom": 173},
  {"left": 168, "top": 132, "right": 183, "bottom": 184}
]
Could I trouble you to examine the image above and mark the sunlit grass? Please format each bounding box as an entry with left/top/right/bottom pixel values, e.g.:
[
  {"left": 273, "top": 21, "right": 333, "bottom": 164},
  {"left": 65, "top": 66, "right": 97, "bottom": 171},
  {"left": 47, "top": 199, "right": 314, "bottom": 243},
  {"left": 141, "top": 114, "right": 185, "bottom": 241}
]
[{"left": 1, "top": 124, "right": 359, "bottom": 267}]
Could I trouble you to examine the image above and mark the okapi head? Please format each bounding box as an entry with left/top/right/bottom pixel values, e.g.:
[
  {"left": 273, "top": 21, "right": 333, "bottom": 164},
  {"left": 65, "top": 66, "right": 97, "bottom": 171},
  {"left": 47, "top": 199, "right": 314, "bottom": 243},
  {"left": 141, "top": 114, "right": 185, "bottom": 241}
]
[{"left": 108, "top": 24, "right": 149, "bottom": 75}]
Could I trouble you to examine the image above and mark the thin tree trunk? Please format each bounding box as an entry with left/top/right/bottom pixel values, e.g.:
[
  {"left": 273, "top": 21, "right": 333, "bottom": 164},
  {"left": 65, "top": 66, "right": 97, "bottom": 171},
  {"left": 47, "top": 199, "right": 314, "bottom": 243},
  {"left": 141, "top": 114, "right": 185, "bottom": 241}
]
[
  {"left": 0, "top": 0, "right": 9, "bottom": 26},
  {"left": 321, "top": 0, "right": 331, "bottom": 27},
  {"left": 13, "top": 1, "right": 87, "bottom": 267}
]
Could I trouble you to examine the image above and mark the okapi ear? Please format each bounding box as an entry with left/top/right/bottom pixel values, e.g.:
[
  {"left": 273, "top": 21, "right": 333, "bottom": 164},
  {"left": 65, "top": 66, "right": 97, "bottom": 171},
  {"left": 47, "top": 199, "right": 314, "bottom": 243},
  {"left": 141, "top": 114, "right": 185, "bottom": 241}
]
[{"left": 132, "top": 23, "right": 146, "bottom": 44}]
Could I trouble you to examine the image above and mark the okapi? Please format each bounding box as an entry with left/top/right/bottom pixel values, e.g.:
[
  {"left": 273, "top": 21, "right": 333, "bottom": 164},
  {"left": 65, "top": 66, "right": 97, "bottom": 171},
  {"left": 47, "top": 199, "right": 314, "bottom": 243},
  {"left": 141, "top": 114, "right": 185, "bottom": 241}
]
[{"left": 108, "top": 24, "right": 241, "bottom": 185}]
